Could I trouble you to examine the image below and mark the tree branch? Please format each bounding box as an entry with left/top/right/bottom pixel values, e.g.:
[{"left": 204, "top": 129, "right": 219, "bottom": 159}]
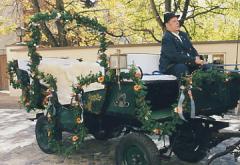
[
  {"left": 45, "top": 0, "right": 55, "bottom": 8},
  {"left": 149, "top": 0, "right": 165, "bottom": 32},
  {"left": 186, "top": 6, "right": 221, "bottom": 20},
  {"left": 105, "top": 31, "right": 124, "bottom": 38},
  {"left": 179, "top": 0, "right": 190, "bottom": 26},
  {"left": 181, "top": 24, "right": 191, "bottom": 39},
  {"left": 129, "top": 27, "right": 161, "bottom": 43},
  {"left": 173, "top": 0, "right": 181, "bottom": 13}
]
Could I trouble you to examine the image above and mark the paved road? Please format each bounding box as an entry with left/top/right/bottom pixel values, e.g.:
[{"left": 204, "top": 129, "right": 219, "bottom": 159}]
[
  {"left": 0, "top": 108, "right": 240, "bottom": 165},
  {"left": 0, "top": 92, "right": 19, "bottom": 109}
]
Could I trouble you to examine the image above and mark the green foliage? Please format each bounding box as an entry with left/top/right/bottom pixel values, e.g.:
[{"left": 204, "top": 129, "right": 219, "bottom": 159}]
[
  {"left": 7, "top": 61, "right": 21, "bottom": 89},
  {"left": 192, "top": 70, "right": 226, "bottom": 89},
  {"left": 182, "top": 69, "right": 240, "bottom": 116}
]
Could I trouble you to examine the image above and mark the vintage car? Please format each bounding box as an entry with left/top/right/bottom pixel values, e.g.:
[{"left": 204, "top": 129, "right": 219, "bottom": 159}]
[{"left": 14, "top": 53, "right": 240, "bottom": 165}]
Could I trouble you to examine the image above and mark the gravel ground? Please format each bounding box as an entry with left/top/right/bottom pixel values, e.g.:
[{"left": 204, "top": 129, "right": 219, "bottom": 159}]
[
  {"left": 0, "top": 108, "right": 240, "bottom": 165},
  {"left": 0, "top": 93, "right": 240, "bottom": 165}
]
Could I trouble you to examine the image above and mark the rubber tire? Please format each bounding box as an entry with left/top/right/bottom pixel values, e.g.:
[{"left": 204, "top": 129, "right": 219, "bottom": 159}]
[
  {"left": 35, "top": 116, "right": 62, "bottom": 154},
  {"left": 115, "top": 133, "right": 161, "bottom": 165},
  {"left": 170, "top": 123, "right": 208, "bottom": 163}
]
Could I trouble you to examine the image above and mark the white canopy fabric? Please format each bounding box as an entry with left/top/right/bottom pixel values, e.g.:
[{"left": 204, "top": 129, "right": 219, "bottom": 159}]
[{"left": 38, "top": 58, "right": 104, "bottom": 104}]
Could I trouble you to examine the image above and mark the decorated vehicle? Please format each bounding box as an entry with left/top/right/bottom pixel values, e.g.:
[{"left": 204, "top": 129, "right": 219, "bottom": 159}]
[{"left": 8, "top": 10, "right": 240, "bottom": 165}]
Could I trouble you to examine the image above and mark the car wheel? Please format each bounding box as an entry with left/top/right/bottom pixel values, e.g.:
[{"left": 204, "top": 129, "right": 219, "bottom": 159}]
[
  {"left": 116, "top": 133, "right": 161, "bottom": 165},
  {"left": 35, "top": 116, "right": 62, "bottom": 154},
  {"left": 170, "top": 123, "right": 208, "bottom": 162}
]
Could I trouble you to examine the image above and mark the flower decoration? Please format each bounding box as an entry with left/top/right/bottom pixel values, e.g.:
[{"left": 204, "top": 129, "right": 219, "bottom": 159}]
[
  {"left": 174, "top": 107, "right": 182, "bottom": 113},
  {"left": 98, "top": 76, "right": 104, "bottom": 83},
  {"left": 153, "top": 128, "right": 161, "bottom": 135},
  {"left": 133, "top": 84, "right": 141, "bottom": 91},
  {"left": 76, "top": 117, "right": 81, "bottom": 124},
  {"left": 72, "top": 135, "right": 79, "bottom": 142}
]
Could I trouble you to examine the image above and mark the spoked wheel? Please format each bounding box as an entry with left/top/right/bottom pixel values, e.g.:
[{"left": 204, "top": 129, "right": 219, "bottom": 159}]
[
  {"left": 35, "top": 116, "right": 62, "bottom": 154},
  {"left": 170, "top": 123, "right": 209, "bottom": 163},
  {"left": 116, "top": 133, "right": 161, "bottom": 165}
]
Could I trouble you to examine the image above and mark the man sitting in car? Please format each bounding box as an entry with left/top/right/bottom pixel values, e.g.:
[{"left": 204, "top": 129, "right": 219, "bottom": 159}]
[{"left": 159, "top": 12, "right": 204, "bottom": 78}]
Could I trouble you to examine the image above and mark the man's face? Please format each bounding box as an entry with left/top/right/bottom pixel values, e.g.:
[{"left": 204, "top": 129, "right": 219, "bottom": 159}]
[{"left": 166, "top": 17, "right": 180, "bottom": 32}]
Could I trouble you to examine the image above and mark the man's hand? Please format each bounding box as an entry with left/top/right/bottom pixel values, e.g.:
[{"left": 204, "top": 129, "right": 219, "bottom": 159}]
[{"left": 195, "top": 56, "right": 204, "bottom": 65}]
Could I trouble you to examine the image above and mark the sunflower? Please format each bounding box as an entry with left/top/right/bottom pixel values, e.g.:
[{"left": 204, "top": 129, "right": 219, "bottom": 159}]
[
  {"left": 153, "top": 128, "right": 161, "bottom": 135},
  {"left": 98, "top": 76, "right": 105, "bottom": 83},
  {"left": 174, "top": 107, "right": 182, "bottom": 113},
  {"left": 133, "top": 84, "right": 141, "bottom": 91},
  {"left": 76, "top": 117, "right": 81, "bottom": 124}
]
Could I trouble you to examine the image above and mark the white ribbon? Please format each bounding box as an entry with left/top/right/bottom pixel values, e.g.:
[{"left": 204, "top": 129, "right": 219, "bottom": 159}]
[
  {"left": 188, "top": 90, "right": 196, "bottom": 118},
  {"left": 177, "top": 87, "right": 187, "bottom": 121}
]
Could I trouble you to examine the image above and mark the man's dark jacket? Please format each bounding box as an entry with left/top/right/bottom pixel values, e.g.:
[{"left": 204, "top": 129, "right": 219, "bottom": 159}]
[{"left": 159, "top": 30, "right": 198, "bottom": 73}]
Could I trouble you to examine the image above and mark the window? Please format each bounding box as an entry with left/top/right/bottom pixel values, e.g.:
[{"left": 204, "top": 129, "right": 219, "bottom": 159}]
[
  {"left": 212, "top": 54, "right": 224, "bottom": 64},
  {"left": 199, "top": 53, "right": 225, "bottom": 64}
]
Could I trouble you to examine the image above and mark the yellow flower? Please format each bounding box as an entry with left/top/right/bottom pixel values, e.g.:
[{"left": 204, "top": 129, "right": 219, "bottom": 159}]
[
  {"left": 98, "top": 76, "right": 105, "bottom": 83},
  {"left": 133, "top": 84, "right": 141, "bottom": 91},
  {"left": 72, "top": 135, "right": 79, "bottom": 142},
  {"left": 174, "top": 107, "right": 182, "bottom": 113},
  {"left": 76, "top": 117, "right": 81, "bottom": 124},
  {"left": 153, "top": 128, "right": 161, "bottom": 135}
]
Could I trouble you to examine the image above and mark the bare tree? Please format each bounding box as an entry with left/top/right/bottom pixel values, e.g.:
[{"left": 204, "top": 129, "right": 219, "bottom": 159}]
[{"left": 147, "top": 0, "right": 226, "bottom": 42}]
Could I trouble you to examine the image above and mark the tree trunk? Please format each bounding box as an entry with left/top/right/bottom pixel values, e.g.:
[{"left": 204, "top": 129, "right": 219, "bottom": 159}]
[
  {"left": 31, "top": 0, "right": 59, "bottom": 47},
  {"left": 55, "top": 0, "right": 68, "bottom": 47},
  {"left": 179, "top": 0, "right": 190, "bottom": 26}
]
